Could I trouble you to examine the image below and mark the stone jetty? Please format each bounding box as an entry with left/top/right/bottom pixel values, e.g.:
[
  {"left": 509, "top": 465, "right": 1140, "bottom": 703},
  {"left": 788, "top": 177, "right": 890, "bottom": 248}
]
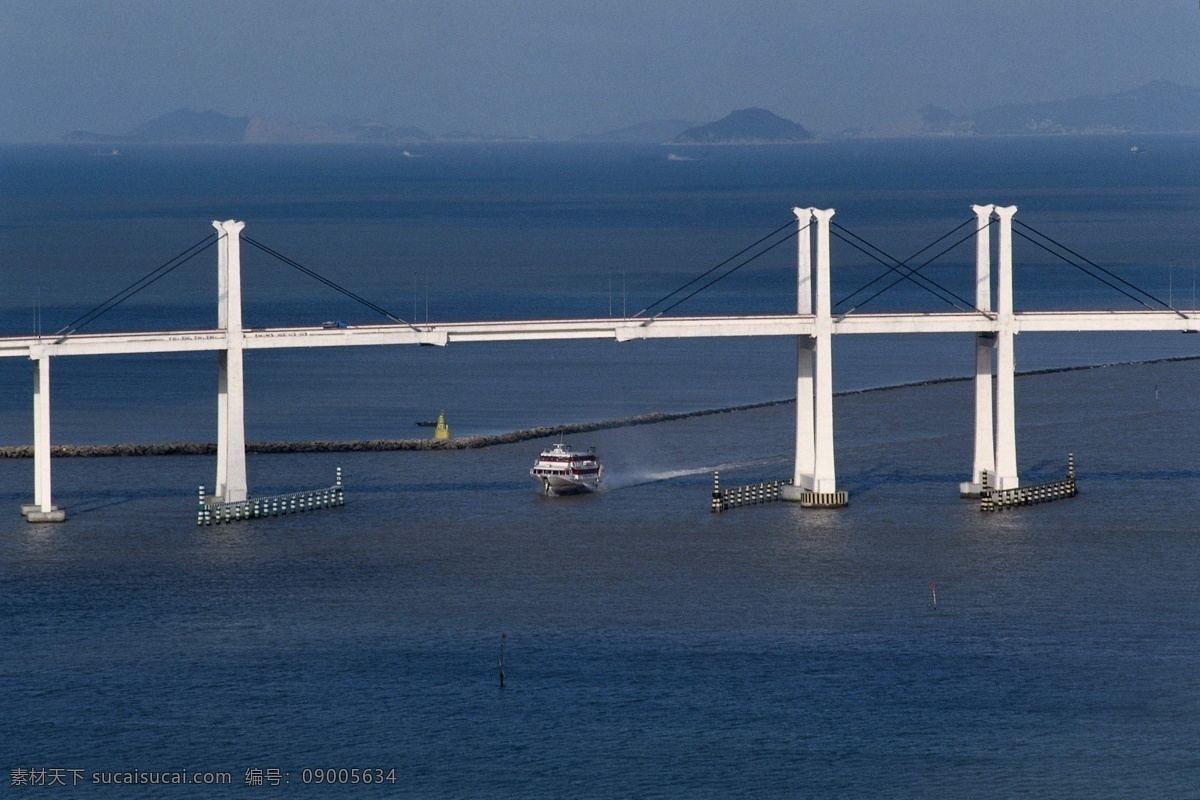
[{"left": 0, "top": 399, "right": 789, "bottom": 459}]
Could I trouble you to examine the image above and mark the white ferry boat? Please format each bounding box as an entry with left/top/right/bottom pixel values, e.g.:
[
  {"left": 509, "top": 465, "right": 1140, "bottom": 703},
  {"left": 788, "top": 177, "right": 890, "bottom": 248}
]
[{"left": 530, "top": 442, "right": 604, "bottom": 495}]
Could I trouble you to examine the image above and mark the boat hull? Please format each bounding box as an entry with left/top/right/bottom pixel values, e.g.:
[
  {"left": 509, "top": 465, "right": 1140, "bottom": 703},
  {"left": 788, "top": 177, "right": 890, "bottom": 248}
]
[{"left": 537, "top": 473, "right": 601, "bottom": 496}]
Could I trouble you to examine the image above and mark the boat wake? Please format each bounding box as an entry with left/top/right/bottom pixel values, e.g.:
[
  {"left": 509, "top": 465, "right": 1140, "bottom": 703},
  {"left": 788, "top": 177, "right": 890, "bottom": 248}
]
[{"left": 602, "top": 454, "right": 788, "bottom": 491}]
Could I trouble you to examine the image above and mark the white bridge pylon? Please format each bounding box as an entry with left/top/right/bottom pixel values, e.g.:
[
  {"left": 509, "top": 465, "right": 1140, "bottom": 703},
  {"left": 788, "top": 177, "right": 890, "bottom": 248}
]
[
  {"left": 214, "top": 219, "right": 248, "bottom": 504},
  {"left": 8, "top": 207, "right": 1200, "bottom": 521},
  {"left": 785, "top": 207, "right": 838, "bottom": 498},
  {"left": 781, "top": 205, "right": 1019, "bottom": 505}
]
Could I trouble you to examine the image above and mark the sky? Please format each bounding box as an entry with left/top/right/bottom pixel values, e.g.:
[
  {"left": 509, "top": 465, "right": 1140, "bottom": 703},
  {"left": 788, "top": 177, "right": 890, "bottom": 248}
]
[{"left": 1, "top": 0, "right": 1199, "bottom": 142}]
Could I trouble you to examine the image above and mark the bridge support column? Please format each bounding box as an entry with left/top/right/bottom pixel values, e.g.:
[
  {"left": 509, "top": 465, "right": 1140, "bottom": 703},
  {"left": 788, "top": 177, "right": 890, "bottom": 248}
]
[
  {"left": 811, "top": 209, "right": 838, "bottom": 495},
  {"left": 961, "top": 204, "right": 996, "bottom": 497},
  {"left": 791, "top": 207, "right": 815, "bottom": 489},
  {"left": 214, "top": 219, "right": 248, "bottom": 503},
  {"left": 992, "top": 205, "right": 1020, "bottom": 490},
  {"left": 23, "top": 354, "right": 65, "bottom": 522},
  {"left": 784, "top": 208, "right": 846, "bottom": 507}
]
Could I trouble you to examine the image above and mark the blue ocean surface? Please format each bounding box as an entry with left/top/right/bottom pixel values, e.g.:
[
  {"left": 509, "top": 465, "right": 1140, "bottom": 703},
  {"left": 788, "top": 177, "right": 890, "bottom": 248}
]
[{"left": 3, "top": 138, "right": 1200, "bottom": 796}]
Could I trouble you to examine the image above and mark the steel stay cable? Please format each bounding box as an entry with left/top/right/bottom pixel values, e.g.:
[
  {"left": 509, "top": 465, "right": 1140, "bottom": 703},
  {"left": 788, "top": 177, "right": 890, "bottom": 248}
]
[
  {"left": 835, "top": 215, "right": 974, "bottom": 307},
  {"left": 1013, "top": 219, "right": 1186, "bottom": 318},
  {"left": 57, "top": 233, "right": 216, "bottom": 335},
  {"left": 830, "top": 231, "right": 965, "bottom": 311},
  {"left": 1010, "top": 229, "right": 1163, "bottom": 313},
  {"left": 632, "top": 218, "right": 797, "bottom": 318},
  {"left": 648, "top": 226, "right": 802, "bottom": 319},
  {"left": 837, "top": 222, "right": 991, "bottom": 316},
  {"left": 55, "top": 233, "right": 217, "bottom": 339},
  {"left": 833, "top": 218, "right": 981, "bottom": 314},
  {"left": 243, "top": 237, "right": 422, "bottom": 331},
  {"left": 1014, "top": 219, "right": 1162, "bottom": 299},
  {"left": 831, "top": 230, "right": 973, "bottom": 314}
]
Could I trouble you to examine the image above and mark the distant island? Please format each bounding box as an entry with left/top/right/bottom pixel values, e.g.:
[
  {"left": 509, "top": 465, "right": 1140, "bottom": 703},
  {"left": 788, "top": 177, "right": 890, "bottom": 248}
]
[
  {"left": 572, "top": 108, "right": 815, "bottom": 145},
  {"left": 913, "top": 80, "right": 1200, "bottom": 136},
  {"left": 574, "top": 119, "right": 700, "bottom": 144},
  {"left": 58, "top": 81, "right": 1200, "bottom": 145},
  {"left": 671, "top": 108, "right": 813, "bottom": 144},
  {"left": 63, "top": 109, "right": 541, "bottom": 145},
  {"left": 61, "top": 107, "right": 816, "bottom": 146}
]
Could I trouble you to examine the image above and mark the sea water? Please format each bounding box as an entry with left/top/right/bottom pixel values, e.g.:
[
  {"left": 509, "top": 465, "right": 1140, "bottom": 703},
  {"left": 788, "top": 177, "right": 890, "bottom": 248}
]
[{"left": 3, "top": 138, "right": 1200, "bottom": 797}]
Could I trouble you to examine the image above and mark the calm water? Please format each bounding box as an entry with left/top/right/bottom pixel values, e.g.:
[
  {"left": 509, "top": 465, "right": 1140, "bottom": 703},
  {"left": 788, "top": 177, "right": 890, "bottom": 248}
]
[{"left": 3, "top": 139, "right": 1200, "bottom": 797}]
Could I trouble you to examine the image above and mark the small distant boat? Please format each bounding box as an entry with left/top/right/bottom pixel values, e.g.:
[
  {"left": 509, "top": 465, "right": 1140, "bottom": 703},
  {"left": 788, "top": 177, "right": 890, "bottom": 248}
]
[
  {"left": 415, "top": 420, "right": 437, "bottom": 427},
  {"left": 530, "top": 442, "right": 603, "bottom": 495}
]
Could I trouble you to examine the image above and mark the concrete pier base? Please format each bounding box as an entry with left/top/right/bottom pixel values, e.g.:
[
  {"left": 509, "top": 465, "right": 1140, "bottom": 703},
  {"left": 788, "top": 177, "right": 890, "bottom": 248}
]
[
  {"left": 958, "top": 482, "right": 982, "bottom": 499},
  {"left": 22, "top": 504, "right": 65, "bottom": 522},
  {"left": 781, "top": 485, "right": 849, "bottom": 507}
]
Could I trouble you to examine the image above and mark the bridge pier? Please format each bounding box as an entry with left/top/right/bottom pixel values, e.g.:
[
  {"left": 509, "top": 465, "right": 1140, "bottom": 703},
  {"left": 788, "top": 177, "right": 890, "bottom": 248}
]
[
  {"left": 22, "top": 353, "right": 65, "bottom": 522},
  {"left": 961, "top": 204, "right": 1020, "bottom": 495},
  {"left": 992, "top": 206, "right": 1020, "bottom": 491},
  {"left": 783, "top": 208, "right": 847, "bottom": 507},
  {"left": 19, "top": 221, "right": 251, "bottom": 520},
  {"left": 961, "top": 204, "right": 996, "bottom": 497},
  {"left": 213, "top": 220, "right": 248, "bottom": 503},
  {"left": 790, "top": 207, "right": 815, "bottom": 488}
]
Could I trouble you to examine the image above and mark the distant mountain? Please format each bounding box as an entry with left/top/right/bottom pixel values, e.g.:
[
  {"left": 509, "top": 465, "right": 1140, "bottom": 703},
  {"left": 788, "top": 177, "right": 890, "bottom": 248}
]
[
  {"left": 242, "top": 116, "right": 432, "bottom": 144},
  {"left": 62, "top": 110, "right": 523, "bottom": 145},
  {"left": 437, "top": 129, "right": 544, "bottom": 143},
  {"left": 66, "top": 109, "right": 250, "bottom": 144},
  {"left": 576, "top": 119, "right": 701, "bottom": 143},
  {"left": 918, "top": 81, "right": 1200, "bottom": 135},
  {"left": 672, "top": 108, "right": 813, "bottom": 144},
  {"left": 131, "top": 109, "right": 251, "bottom": 143}
]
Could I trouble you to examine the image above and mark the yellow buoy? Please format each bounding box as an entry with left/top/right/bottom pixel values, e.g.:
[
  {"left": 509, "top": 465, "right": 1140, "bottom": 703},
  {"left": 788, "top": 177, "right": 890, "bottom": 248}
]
[{"left": 433, "top": 411, "right": 450, "bottom": 440}]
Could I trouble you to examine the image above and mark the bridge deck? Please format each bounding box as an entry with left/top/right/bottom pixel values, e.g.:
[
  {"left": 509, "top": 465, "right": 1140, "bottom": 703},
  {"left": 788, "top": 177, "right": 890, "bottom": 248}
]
[{"left": 3, "top": 309, "right": 1198, "bottom": 359}]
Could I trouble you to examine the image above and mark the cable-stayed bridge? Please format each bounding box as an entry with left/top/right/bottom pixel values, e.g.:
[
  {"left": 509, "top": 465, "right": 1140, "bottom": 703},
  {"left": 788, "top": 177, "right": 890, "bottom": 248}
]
[{"left": 4, "top": 207, "right": 1195, "bottom": 521}]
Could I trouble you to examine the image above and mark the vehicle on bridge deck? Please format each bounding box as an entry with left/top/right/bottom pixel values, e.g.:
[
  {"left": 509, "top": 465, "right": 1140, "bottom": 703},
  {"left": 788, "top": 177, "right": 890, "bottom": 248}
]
[{"left": 530, "top": 442, "right": 604, "bottom": 495}]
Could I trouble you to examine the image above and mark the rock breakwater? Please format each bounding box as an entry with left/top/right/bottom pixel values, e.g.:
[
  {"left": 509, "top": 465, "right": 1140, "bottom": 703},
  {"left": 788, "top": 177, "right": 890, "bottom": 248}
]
[
  {"left": 4, "top": 355, "right": 1193, "bottom": 460},
  {"left": 0, "top": 399, "right": 790, "bottom": 459}
]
